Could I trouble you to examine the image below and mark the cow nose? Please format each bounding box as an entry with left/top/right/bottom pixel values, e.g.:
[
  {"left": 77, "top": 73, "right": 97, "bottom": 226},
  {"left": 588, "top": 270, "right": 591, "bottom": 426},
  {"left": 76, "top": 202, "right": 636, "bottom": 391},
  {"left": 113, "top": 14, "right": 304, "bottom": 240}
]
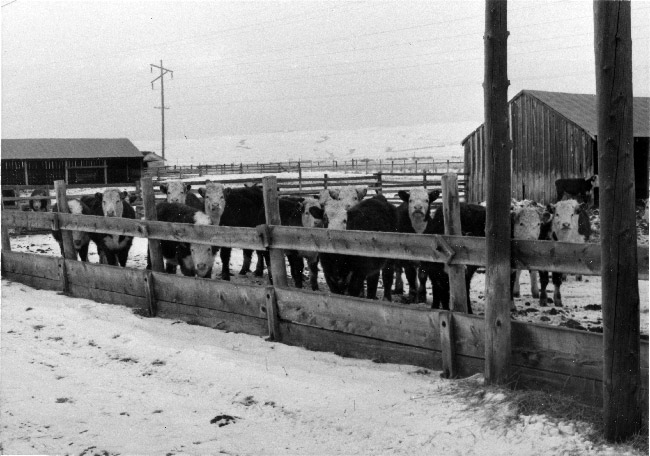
[
  {"left": 562, "top": 222, "right": 571, "bottom": 229},
  {"left": 73, "top": 240, "right": 82, "bottom": 248}
]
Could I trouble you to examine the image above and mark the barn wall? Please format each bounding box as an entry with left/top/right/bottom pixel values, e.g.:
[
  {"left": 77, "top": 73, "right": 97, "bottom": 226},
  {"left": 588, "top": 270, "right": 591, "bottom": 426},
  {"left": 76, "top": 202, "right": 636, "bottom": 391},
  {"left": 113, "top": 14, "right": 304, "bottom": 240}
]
[{"left": 464, "top": 93, "right": 598, "bottom": 204}]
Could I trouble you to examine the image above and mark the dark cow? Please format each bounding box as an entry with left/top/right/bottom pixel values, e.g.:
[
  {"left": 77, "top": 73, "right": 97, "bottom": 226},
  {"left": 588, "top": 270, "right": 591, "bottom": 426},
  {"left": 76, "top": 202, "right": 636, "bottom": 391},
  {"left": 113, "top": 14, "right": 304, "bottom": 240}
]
[
  {"left": 393, "top": 188, "right": 441, "bottom": 301},
  {"left": 51, "top": 198, "right": 92, "bottom": 261},
  {"left": 2, "top": 189, "right": 16, "bottom": 207},
  {"left": 82, "top": 189, "right": 136, "bottom": 267},
  {"left": 160, "top": 180, "right": 203, "bottom": 210},
  {"left": 29, "top": 188, "right": 51, "bottom": 212},
  {"left": 149, "top": 202, "right": 217, "bottom": 278},
  {"left": 315, "top": 194, "right": 398, "bottom": 300},
  {"left": 539, "top": 198, "right": 592, "bottom": 307},
  {"left": 418, "top": 203, "right": 486, "bottom": 313},
  {"left": 199, "top": 183, "right": 265, "bottom": 280},
  {"left": 254, "top": 196, "right": 323, "bottom": 290},
  {"left": 555, "top": 175, "right": 598, "bottom": 204}
]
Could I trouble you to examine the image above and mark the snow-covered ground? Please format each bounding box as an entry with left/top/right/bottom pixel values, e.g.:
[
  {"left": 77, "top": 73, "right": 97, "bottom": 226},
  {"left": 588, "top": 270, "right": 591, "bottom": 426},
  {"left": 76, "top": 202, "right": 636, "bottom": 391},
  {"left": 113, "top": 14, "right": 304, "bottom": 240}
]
[
  {"left": 1, "top": 279, "right": 645, "bottom": 455},
  {"left": 133, "top": 121, "right": 476, "bottom": 166}
]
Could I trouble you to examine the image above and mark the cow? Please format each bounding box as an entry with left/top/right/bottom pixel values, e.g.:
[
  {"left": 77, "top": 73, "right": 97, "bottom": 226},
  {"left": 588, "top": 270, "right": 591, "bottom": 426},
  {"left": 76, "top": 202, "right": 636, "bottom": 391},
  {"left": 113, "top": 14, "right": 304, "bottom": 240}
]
[
  {"left": 555, "top": 175, "right": 598, "bottom": 204},
  {"left": 318, "top": 185, "right": 368, "bottom": 209},
  {"left": 418, "top": 203, "right": 486, "bottom": 313},
  {"left": 51, "top": 198, "right": 92, "bottom": 262},
  {"left": 313, "top": 194, "right": 398, "bottom": 300},
  {"left": 82, "top": 189, "right": 136, "bottom": 267},
  {"left": 160, "top": 180, "right": 203, "bottom": 210},
  {"left": 254, "top": 196, "right": 323, "bottom": 290},
  {"left": 510, "top": 200, "right": 547, "bottom": 307},
  {"left": 199, "top": 182, "right": 264, "bottom": 280},
  {"left": 29, "top": 188, "right": 51, "bottom": 212},
  {"left": 149, "top": 202, "right": 217, "bottom": 278},
  {"left": 538, "top": 198, "right": 592, "bottom": 307},
  {"left": 393, "top": 188, "right": 441, "bottom": 301}
]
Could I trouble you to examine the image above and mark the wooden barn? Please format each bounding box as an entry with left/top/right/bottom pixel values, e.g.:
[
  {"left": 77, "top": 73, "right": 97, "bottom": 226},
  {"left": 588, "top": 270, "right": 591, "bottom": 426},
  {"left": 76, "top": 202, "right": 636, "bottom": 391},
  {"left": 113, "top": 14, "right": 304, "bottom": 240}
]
[
  {"left": 462, "top": 90, "right": 650, "bottom": 204},
  {"left": 1, "top": 138, "right": 143, "bottom": 186}
]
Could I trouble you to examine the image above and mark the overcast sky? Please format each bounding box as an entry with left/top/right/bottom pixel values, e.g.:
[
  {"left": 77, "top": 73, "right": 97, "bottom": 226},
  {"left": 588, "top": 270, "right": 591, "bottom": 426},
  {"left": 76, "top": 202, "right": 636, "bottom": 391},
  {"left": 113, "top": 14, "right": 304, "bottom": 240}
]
[{"left": 2, "top": 0, "right": 649, "bottom": 142}]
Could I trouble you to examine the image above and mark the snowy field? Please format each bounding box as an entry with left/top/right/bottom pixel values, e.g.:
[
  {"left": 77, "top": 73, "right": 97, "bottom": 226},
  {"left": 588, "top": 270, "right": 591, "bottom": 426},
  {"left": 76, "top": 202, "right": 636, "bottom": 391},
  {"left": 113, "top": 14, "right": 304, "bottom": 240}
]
[{"left": 1, "top": 279, "right": 646, "bottom": 455}]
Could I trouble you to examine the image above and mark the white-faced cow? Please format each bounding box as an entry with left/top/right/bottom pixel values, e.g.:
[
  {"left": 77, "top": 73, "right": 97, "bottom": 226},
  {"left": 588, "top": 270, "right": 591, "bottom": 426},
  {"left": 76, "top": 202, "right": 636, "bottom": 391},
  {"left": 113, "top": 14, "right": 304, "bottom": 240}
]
[
  {"left": 160, "top": 180, "right": 203, "bottom": 210},
  {"left": 83, "top": 189, "right": 136, "bottom": 267},
  {"left": 393, "top": 188, "right": 441, "bottom": 301},
  {"left": 538, "top": 198, "right": 592, "bottom": 307},
  {"left": 150, "top": 202, "right": 217, "bottom": 278},
  {"left": 318, "top": 185, "right": 368, "bottom": 210},
  {"left": 510, "top": 200, "right": 547, "bottom": 308},
  {"left": 29, "top": 188, "right": 51, "bottom": 212},
  {"left": 51, "top": 198, "right": 92, "bottom": 261}
]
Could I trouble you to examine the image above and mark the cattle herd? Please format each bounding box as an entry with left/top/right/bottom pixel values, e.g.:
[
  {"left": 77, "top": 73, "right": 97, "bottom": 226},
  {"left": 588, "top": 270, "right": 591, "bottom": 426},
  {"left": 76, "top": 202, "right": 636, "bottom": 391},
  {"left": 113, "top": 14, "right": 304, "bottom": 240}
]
[{"left": 25, "top": 175, "right": 602, "bottom": 312}]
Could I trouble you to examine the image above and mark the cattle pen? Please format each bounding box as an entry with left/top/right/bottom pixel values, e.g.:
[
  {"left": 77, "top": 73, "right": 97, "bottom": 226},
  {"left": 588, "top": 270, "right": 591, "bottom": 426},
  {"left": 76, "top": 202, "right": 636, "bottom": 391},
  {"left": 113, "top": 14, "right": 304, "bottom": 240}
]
[{"left": 1, "top": 175, "right": 648, "bottom": 419}]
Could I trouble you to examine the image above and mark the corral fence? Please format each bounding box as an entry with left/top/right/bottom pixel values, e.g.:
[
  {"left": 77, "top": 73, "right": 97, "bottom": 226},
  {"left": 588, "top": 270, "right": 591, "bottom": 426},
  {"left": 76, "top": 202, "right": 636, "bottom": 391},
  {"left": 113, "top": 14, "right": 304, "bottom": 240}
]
[
  {"left": 143, "top": 157, "right": 464, "bottom": 181},
  {"left": 1, "top": 175, "right": 647, "bottom": 416}
]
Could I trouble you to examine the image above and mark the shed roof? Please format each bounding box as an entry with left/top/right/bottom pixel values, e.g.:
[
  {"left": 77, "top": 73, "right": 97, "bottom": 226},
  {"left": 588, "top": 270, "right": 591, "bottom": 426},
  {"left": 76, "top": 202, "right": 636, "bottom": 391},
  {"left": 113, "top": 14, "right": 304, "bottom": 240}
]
[
  {"left": 142, "top": 151, "right": 166, "bottom": 163},
  {"left": 461, "top": 90, "right": 650, "bottom": 144},
  {"left": 1, "top": 138, "right": 142, "bottom": 160}
]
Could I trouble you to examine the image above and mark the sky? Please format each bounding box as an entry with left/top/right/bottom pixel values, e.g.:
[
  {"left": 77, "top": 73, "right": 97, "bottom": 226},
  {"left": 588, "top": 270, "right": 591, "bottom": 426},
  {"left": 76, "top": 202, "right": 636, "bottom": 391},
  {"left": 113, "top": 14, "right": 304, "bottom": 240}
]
[{"left": 1, "top": 0, "right": 649, "bottom": 143}]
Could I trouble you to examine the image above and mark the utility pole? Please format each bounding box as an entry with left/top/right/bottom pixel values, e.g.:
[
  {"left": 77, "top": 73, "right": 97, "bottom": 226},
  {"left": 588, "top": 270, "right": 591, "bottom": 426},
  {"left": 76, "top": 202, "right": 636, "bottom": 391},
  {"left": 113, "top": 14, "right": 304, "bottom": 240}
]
[{"left": 150, "top": 60, "right": 173, "bottom": 160}]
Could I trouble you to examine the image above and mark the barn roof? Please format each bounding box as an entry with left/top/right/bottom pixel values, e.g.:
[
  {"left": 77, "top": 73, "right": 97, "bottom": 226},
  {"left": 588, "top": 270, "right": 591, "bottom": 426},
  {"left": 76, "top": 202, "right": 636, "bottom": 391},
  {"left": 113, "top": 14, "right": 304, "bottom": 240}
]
[
  {"left": 520, "top": 90, "right": 650, "bottom": 138},
  {"left": 461, "top": 90, "right": 650, "bottom": 144},
  {"left": 1, "top": 138, "right": 142, "bottom": 160}
]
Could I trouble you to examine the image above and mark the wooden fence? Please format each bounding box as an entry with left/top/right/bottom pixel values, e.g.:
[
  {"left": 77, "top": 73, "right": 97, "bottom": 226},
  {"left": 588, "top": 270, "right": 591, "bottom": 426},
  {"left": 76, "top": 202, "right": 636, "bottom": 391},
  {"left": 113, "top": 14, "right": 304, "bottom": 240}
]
[
  {"left": 144, "top": 158, "right": 465, "bottom": 180},
  {"left": 1, "top": 175, "right": 648, "bottom": 414}
]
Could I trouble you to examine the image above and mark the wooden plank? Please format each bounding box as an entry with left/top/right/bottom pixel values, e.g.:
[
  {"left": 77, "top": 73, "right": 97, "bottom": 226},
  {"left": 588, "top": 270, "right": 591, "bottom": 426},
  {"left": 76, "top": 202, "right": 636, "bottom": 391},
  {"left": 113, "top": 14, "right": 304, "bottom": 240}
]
[
  {"left": 265, "top": 286, "right": 281, "bottom": 341},
  {"left": 152, "top": 272, "right": 267, "bottom": 319},
  {"left": 441, "top": 173, "right": 468, "bottom": 313},
  {"left": 143, "top": 270, "right": 157, "bottom": 317},
  {"left": 55, "top": 180, "right": 77, "bottom": 261},
  {"left": 68, "top": 283, "right": 147, "bottom": 309},
  {"left": 142, "top": 177, "right": 164, "bottom": 272},
  {"left": 156, "top": 300, "right": 268, "bottom": 337},
  {"left": 1, "top": 272, "right": 61, "bottom": 291},
  {"left": 1, "top": 222, "right": 11, "bottom": 251},
  {"left": 65, "top": 261, "right": 146, "bottom": 297},
  {"left": 56, "top": 258, "right": 69, "bottom": 294},
  {"left": 2, "top": 209, "right": 55, "bottom": 230},
  {"left": 279, "top": 321, "right": 442, "bottom": 371},
  {"left": 1, "top": 251, "right": 60, "bottom": 280},
  {"left": 275, "top": 287, "right": 439, "bottom": 350},
  {"left": 439, "top": 311, "right": 456, "bottom": 378},
  {"left": 263, "top": 176, "right": 288, "bottom": 288}
]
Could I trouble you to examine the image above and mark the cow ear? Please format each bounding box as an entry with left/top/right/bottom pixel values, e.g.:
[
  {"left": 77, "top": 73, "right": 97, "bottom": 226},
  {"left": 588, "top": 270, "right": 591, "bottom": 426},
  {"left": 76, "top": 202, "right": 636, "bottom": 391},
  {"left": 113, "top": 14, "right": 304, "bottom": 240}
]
[
  {"left": 224, "top": 187, "right": 232, "bottom": 198},
  {"left": 357, "top": 187, "right": 367, "bottom": 199},
  {"left": 577, "top": 203, "right": 587, "bottom": 213},
  {"left": 119, "top": 191, "right": 128, "bottom": 200},
  {"left": 95, "top": 192, "right": 103, "bottom": 200},
  {"left": 198, "top": 188, "right": 206, "bottom": 198},
  {"left": 186, "top": 184, "right": 192, "bottom": 191},
  {"left": 398, "top": 190, "right": 409, "bottom": 202},
  {"left": 429, "top": 190, "right": 441, "bottom": 202},
  {"left": 309, "top": 206, "right": 324, "bottom": 220},
  {"left": 296, "top": 197, "right": 305, "bottom": 203},
  {"left": 328, "top": 188, "right": 340, "bottom": 200},
  {"left": 160, "top": 184, "right": 168, "bottom": 194}
]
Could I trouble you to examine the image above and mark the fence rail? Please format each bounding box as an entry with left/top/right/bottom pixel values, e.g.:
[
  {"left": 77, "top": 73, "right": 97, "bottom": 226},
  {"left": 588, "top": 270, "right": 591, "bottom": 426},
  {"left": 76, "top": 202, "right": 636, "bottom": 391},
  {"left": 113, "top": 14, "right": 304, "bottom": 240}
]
[{"left": 1, "top": 175, "right": 648, "bottom": 415}]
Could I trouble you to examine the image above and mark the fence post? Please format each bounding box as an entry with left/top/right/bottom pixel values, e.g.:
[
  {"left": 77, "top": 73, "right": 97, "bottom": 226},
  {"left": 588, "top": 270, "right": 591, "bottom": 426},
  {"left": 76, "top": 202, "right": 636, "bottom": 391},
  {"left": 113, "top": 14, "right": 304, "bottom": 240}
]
[
  {"left": 376, "top": 172, "right": 383, "bottom": 194},
  {"left": 324, "top": 173, "right": 329, "bottom": 189},
  {"left": 265, "top": 286, "right": 281, "bottom": 341},
  {"left": 415, "top": 159, "right": 418, "bottom": 173},
  {"left": 483, "top": 0, "right": 512, "bottom": 386},
  {"left": 298, "top": 161, "right": 303, "bottom": 191},
  {"left": 54, "top": 180, "right": 77, "bottom": 261},
  {"left": 439, "top": 311, "right": 456, "bottom": 378},
  {"left": 391, "top": 160, "right": 394, "bottom": 173},
  {"left": 423, "top": 170, "right": 428, "bottom": 189},
  {"left": 441, "top": 174, "right": 468, "bottom": 313},
  {"left": 595, "top": 0, "right": 641, "bottom": 440},
  {"left": 56, "top": 257, "right": 69, "bottom": 294},
  {"left": 1, "top": 223, "right": 11, "bottom": 252},
  {"left": 141, "top": 177, "right": 164, "bottom": 274},
  {"left": 447, "top": 160, "right": 450, "bottom": 173},
  {"left": 262, "top": 176, "right": 288, "bottom": 286}
]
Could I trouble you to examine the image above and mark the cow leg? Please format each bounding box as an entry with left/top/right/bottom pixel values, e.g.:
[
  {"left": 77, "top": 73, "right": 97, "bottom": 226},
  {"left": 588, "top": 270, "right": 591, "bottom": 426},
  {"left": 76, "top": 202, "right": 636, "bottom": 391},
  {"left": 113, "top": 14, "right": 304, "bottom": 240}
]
[
  {"left": 365, "top": 271, "right": 381, "bottom": 300},
  {"left": 347, "top": 272, "right": 366, "bottom": 298},
  {"left": 307, "top": 258, "right": 319, "bottom": 291},
  {"left": 254, "top": 250, "right": 266, "bottom": 277},
  {"left": 404, "top": 263, "right": 418, "bottom": 303},
  {"left": 552, "top": 272, "right": 563, "bottom": 307},
  {"left": 512, "top": 269, "right": 521, "bottom": 298},
  {"left": 429, "top": 264, "right": 450, "bottom": 310},
  {"left": 78, "top": 243, "right": 89, "bottom": 262},
  {"left": 529, "top": 270, "right": 540, "bottom": 298},
  {"left": 117, "top": 249, "right": 129, "bottom": 267},
  {"left": 381, "top": 262, "right": 394, "bottom": 302},
  {"left": 165, "top": 261, "right": 177, "bottom": 275},
  {"left": 239, "top": 249, "right": 253, "bottom": 275},
  {"left": 287, "top": 253, "right": 304, "bottom": 288},
  {"left": 416, "top": 266, "right": 428, "bottom": 303},
  {"left": 393, "top": 263, "right": 404, "bottom": 295},
  {"left": 220, "top": 248, "right": 232, "bottom": 281},
  {"left": 539, "top": 271, "right": 549, "bottom": 306}
]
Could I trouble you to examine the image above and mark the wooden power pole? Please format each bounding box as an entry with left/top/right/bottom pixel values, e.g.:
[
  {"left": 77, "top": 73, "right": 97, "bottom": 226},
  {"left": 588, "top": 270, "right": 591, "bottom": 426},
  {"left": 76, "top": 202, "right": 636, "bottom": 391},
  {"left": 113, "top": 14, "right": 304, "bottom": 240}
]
[
  {"left": 594, "top": 0, "right": 641, "bottom": 441},
  {"left": 483, "top": 0, "right": 512, "bottom": 385},
  {"left": 150, "top": 60, "right": 173, "bottom": 160}
]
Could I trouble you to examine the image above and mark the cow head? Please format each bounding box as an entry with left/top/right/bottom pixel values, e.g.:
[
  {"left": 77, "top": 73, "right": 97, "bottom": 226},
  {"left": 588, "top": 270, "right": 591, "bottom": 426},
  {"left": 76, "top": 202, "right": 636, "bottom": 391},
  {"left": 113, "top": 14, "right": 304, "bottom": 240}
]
[
  {"left": 549, "top": 199, "right": 586, "bottom": 242},
  {"left": 30, "top": 189, "right": 50, "bottom": 212},
  {"left": 511, "top": 200, "right": 543, "bottom": 240},
  {"left": 190, "top": 211, "right": 217, "bottom": 278},
  {"left": 160, "top": 180, "right": 191, "bottom": 204},
  {"left": 67, "top": 199, "right": 91, "bottom": 251},
  {"left": 399, "top": 188, "right": 440, "bottom": 234},
  {"left": 319, "top": 199, "right": 348, "bottom": 230},
  {"left": 101, "top": 189, "right": 125, "bottom": 217},
  {"left": 198, "top": 180, "right": 227, "bottom": 225},
  {"left": 300, "top": 197, "right": 324, "bottom": 229}
]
